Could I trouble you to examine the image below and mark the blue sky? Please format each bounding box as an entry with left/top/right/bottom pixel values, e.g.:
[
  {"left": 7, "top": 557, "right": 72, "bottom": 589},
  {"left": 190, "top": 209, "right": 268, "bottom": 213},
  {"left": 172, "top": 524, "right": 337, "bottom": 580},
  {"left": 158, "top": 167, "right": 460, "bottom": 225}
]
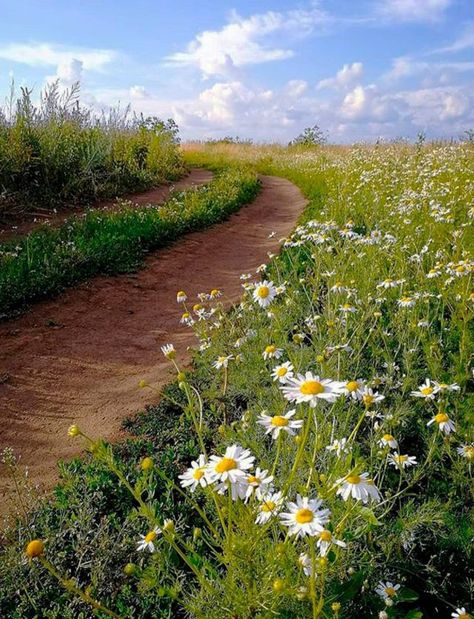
[{"left": 0, "top": 0, "right": 473, "bottom": 142}]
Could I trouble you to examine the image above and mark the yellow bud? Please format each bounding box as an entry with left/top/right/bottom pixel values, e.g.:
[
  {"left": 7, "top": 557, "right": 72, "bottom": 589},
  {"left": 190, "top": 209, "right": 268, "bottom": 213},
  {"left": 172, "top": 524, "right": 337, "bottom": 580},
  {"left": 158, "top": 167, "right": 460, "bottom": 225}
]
[
  {"left": 68, "top": 424, "right": 80, "bottom": 438},
  {"left": 177, "top": 372, "right": 186, "bottom": 382},
  {"left": 163, "top": 520, "right": 175, "bottom": 534},
  {"left": 294, "top": 435, "right": 302, "bottom": 444},
  {"left": 193, "top": 527, "right": 202, "bottom": 541},
  {"left": 296, "top": 586, "right": 308, "bottom": 600},
  {"left": 25, "top": 539, "right": 44, "bottom": 558},
  {"left": 124, "top": 563, "right": 137, "bottom": 576},
  {"left": 275, "top": 542, "right": 286, "bottom": 556},
  {"left": 331, "top": 602, "right": 341, "bottom": 612},
  {"left": 373, "top": 311, "right": 382, "bottom": 318},
  {"left": 273, "top": 578, "right": 284, "bottom": 593},
  {"left": 319, "top": 557, "right": 328, "bottom": 568},
  {"left": 140, "top": 457, "right": 154, "bottom": 471},
  {"left": 319, "top": 473, "right": 327, "bottom": 483},
  {"left": 316, "top": 355, "right": 325, "bottom": 363},
  {"left": 138, "top": 379, "right": 149, "bottom": 388}
]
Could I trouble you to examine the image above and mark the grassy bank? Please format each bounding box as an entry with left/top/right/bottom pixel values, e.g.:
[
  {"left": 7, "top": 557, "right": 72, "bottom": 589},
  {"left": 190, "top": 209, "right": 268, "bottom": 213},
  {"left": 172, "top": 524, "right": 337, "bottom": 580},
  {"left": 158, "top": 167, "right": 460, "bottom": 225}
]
[
  {"left": 0, "top": 83, "right": 184, "bottom": 213},
  {"left": 1, "top": 143, "right": 472, "bottom": 618},
  {"left": 0, "top": 166, "right": 260, "bottom": 317}
]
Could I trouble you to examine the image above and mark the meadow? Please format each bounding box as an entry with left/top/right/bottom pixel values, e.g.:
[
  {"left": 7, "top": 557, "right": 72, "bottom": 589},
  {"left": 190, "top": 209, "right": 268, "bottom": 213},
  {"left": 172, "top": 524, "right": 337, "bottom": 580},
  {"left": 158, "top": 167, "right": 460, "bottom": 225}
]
[{"left": 0, "top": 141, "right": 473, "bottom": 618}]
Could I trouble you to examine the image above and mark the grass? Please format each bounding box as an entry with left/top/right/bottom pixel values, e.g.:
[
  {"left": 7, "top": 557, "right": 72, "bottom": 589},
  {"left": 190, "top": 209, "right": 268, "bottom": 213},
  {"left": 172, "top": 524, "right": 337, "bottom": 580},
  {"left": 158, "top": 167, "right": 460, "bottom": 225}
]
[
  {"left": 0, "top": 82, "right": 185, "bottom": 213},
  {"left": 0, "top": 166, "right": 260, "bottom": 317},
  {"left": 0, "top": 142, "right": 472, "bottom": 619}
]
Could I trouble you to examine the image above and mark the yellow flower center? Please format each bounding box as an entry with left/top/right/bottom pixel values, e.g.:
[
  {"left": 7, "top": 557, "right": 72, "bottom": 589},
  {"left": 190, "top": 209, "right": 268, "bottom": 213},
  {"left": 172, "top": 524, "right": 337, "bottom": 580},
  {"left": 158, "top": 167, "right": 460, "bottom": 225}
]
[
  {"left": 401, "top": 296, "right": 412, "bottom": 303},
  {"left": 421, "top": 386, "right": 433, "bottom": 395},
  {"left": 210, "top": 289, "right": 219, "bottom": 297},
  {"left": 182, "top": 312, "right": 190, "bottom": 319},
  {"left": 257, "top": 286, "right": 270, "bottom": 298},
  {"left": 261, "top": 500, "right": 276, "bottom": 512},
  {"left": 383, "top": 434, "right": 394, "bottom": 442},
  {"left": 464, "top": 446, "right": 474, "bottom": 460},
  {"left": 456, "top": 265, "right": 465, "bottom": 272},
  {"left": 295, "top": 508, "right": 314, "bottom": 524},
  {"left": 177, "top": 290, "right": 186, "bottom": 298},
  {"left": 437, "top": 383, "right": 448, "bottom": 389},
  {"left": 300, "top": 380, "right": 324, "bottom": 395},
  {"left": 319, "top": 530, "right": 332, "bottom": 542},
  {"left": 217, "top": 356, "right": 227, "bottom": 364},
  {"left": 193, "top": 468, "right": 205, "bottom": 480},
  {"left": 145, "top": 531, "right": 157, "bottom": 543},
  {"left": 396, "top": 455, "right": 408, "bottom": 463},
  {"left": 271, "top": 415, "right": 289, "bottom": 427},
  {"left": 193, "top": 303, "right": 202, "bottom": 311},
  {"left": 247, "top": 475, "right": 260, "bottom": 484},
  {"left": 458, "top": 614, "right": 470, "bottom": 619},
  {"left": 276, "top": 367, "right": 288, "bottom": 377},
  {"left": 215, "top": 457, "right": 237, "bottom": 473},
  {"left": 384, "top": 587, "right": 396, "bottom": 597},
  {"left": 435, "top": 412, "right": 449, "bottom": 424},
  {"left": 363, "top": 394, "right": 374, "bottom": 406},
  {"left": 346, "top": 475, "right": 361, "bottom": 485},
  {"left": 265, "top": 345, "right": 277, "bottom": 354},
  {"left": 343, "top": 303, "right": 352, "bottom": 309},
  {"left": 346, "top": 380, "right": 359, "bottom": 392}
]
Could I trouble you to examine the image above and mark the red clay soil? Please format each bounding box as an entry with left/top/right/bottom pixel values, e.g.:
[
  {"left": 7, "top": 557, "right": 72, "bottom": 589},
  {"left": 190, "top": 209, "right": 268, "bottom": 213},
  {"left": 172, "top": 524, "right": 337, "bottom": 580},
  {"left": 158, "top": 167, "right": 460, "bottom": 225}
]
[
  {"left": 0, "top": 175, "right": 307, "bottom": 509},
  {"left": 0, "top": 168, "right": 212, "bottom": 243}
]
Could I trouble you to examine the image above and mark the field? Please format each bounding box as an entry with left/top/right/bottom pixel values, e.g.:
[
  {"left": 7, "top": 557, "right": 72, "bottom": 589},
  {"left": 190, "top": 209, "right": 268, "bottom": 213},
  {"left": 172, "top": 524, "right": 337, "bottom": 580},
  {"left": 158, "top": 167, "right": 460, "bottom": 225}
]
[{"left": 0, "top": 141, "right": 473, "bottom": 619}]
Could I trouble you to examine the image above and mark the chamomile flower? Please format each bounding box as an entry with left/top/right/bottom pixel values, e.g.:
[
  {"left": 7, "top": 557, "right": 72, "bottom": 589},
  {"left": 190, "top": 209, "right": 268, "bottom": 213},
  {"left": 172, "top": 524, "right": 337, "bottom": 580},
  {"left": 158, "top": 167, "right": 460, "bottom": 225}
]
[
  {"left": 336, "top": 473, "right": 381, "bottom": 503},
  {"left": 137, "top": 527, "right": 161, "bottom": 553},
  {"left": 257, "top": 409, "right": 303, "bottom": 439},
  {"left": 427, "top": 412, "right": 456, "bottom": 434},
  {"left": 411, "top": 379, "right": 437, "bottom": 399},
  {"left": 361, "top": 387, "right": 385, "bottom": 408},
  {"left": 343, "top": 379, "right": 366, "bottom": 400},
  {"left": 161, "top": 344, "right": 176, "bottom": 360},
  {"left": 432, "top": 380, "right": 460, "bottom": 393},
  {"left": 176, "top": 291, "right": 187, "bottom": 303},
  {"left": 253, "top": 280, "right": 277, "bottom": 308},
  {"left": 212, "top": 355, "right": 234, "bottom": 369},
  {"left": 279, "top": 495, "right": 330, "bottom": 538},
  {"left": 377, "top": 278, "right": 403, "bottom": 289},
  {"left": 263, "top": 345, "right": 283, "bottom": 360},
  {"left": 179, "top": 455, "right": 208, "bottom": 492},
  {"left": 457, "top": 444, "right": 474, "bottom": 460},
  {"left": 339, "top": 303, "right": 357, "bottom": 314},
  {"left": 375, "top": 581, "right": 400, "bottom": 600},
  {"left": 326, "top": 438, "right": 350, "bottom": 456},
  {"left": 378, "top": 434, "right": 398, "bottom": 449},
  {"left": 243, "top": 467, "right": 274, "bottom": 501},
  {"left": 388, "top": 453, "right": 418, "bottom": 470},
  {"left": 398, "top": 296, "right": 415, "bottom": 308},
  {"left": 255, "top": 491, "right": 283, "bottom": 524},
  {"left": 451, "top": 608, "right": 471, "bottom": 619},
  {"left": 282, "top": 372, "right": 343, "bottom": 407},
  {"left": 316, "top": 529, "right": 347, "bottom": 556},
  {"left": 271, "top": 361, "right": 294, "bottom": 383},
  {"left": 206, "top": 444, "right": 255, "bottom": 484},
  {"left": 208, "top": 288, "right": 222, "bottom": 299},
  {"left": 298, "top": 552, "right": 312, "bottom": 576}
]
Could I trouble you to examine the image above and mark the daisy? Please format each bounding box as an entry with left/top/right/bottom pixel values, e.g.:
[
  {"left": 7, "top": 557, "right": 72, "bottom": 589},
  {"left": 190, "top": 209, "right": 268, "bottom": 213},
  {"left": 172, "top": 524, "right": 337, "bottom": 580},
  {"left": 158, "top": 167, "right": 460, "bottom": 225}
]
[
  {"left": 411, "top": 379, "right": 437, "bottom": 399},
  {"left": 206, "top": 444, "right": 255, "bottom": 484},
  {"left": 243, "top": 467, "right": 274, "bottom": 501},
  {"left": 389, "top": 453, "right": 418, "bottom": 470},
  {"left": 336, "top": 473, "right": 381, "bottom": 503},
  {"left": 326, "top": 438, "right": 350, "bottom": 456},
  {"left": 161, "top": 344, "right": 176, "bottom": 360},
  {"left": 316, "top": 529, "right": 347, "bottom": 556},
  {"left": 180, "top": 312, "right": 194, "bottom": 326},
  {"left": 298, "top": 552, "right": 312, "bottom": 576},
  {"left": 457, "top": 444, "right": 474, "bottom": 460},
  {"left": 330, "top": 281, "right": 346, "bottom": 293},
  {"left": 377, "top": 278, "right": 402, "bottom": 289},
  {"left": 343, "top": 379, "right": 366, "bottom": 401},
  {"left": 257, "top": 409, "right": 303, "bottom": 440},
  {"left": 427, "top": 412, "right": 455, "bottom": 434},
  {"left": 176, "top": 290, "right": 187, "bottom": 303},
  {"left": 271, "top": 361, "right": 294, "bottom": 384},
  {"left": 378, "top": 434, "right": 398, "bottom": 449},
  {"left": 451, "top": 608, "right": 471, "bottom": 619},
  {"left": 361, "top": 387, "right": 385, "bottom": 408},
  {"left": 432, "top": 380, "right": 460, "bottom": 393},
  {"left": 253, "top": 280, "right": 277, "bottom": 308},
  {"left": 208, "top": 288, "right": 222, "bottom": 299},
  {"left": 398, "top": 296, "right": 415, "bottom": 308},
  {"left": 376, "top": 581, "right": 400, "bottom": 600},
  {"left": 137, "top": 527, "right": 161, "bottom": 553},
  {"left": 178, "top": 455, "right": 208, "bottom": 492},
  {"left": 255, "top": 491, "right": 283, "bottom": 524},
  {"left": 212, "top": 355, "right": 234, "bottom": 370},
  {"left": 279, "top": 495, "right": 330, "bottom": 538},
  {"left": 282, "top": 372, "right": 344, "bottom": 407},
  {"left": 263, "top": 345, "right": 283, "bottom": 360},
  {"left": 339, "top": 303, "right": 357, "bottom": 314}
]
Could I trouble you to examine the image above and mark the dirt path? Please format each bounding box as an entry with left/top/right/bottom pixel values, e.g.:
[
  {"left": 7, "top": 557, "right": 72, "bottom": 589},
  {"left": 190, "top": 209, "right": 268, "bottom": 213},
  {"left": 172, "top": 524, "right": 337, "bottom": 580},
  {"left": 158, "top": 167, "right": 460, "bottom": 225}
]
[
  {"left": 0, "top": 168, "right": 212, "bottom": 243},
  {"left": 0, "top": 175, "right": 307, "bottom": 508}
]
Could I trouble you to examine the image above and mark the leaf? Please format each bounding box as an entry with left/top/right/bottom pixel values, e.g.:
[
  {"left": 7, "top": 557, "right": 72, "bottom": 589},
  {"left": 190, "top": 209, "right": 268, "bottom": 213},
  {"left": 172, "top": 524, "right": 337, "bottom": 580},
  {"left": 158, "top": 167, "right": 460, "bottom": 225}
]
[
  {"left": 359, "top": 506, "right": 382, "bottom": 526},
  {"left": 397, "top": 587, "right": 419, "bottom": 602},
  {"left": 404, "top": 610, "right": 423, "bottom": 619},
  {"left": 336, "top": 570, "right": 365, "bottom": 602}
]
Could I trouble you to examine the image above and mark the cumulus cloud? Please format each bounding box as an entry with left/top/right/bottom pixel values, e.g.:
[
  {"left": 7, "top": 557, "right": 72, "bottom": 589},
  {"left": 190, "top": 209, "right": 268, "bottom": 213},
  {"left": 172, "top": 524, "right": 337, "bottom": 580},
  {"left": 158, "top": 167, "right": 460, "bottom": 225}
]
[
  {"left": 317, "top": 62, "right": 363, "bottom": 90},
  {"left": 165, "top": 7, "right": 328, "bottom": 77},
  {"left": 376, "top": 0, "right": 453, "bottom": 22},
  {"left": 0, "top": 42, "right": 117, "bottom": 71}
]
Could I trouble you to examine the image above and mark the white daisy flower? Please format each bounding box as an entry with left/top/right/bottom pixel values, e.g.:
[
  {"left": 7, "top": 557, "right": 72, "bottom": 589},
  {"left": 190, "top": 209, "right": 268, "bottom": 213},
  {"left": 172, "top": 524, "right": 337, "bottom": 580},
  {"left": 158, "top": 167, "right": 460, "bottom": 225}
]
[
  {"left": 255, "top": 491, "right": 283, "bottom": 524},
  {"left": 316, "top": 529, "right": 347, "bottom": 556},
  {"left": 180, "top": 312, "right": 194, "bottom": 326},
  {"left": 378, "top": 434, "right": 398, "bottom": 449},
  {"left": 336, "top": 473, "right": 381, "bottom": 503},
  {"left": 253, "top": 280, "right": 277, "bottom": 308},
  {"left": 343, "top": 379, "right": 366, "bottom": 400},
  {"left": 375, "top": 581, "right": 400, "bottom": 600},
  {"left": 279, "top": 495, "right": 330, "bottom": 538},
  {"left": 206, "top": 444, "right": 255, "bottom": 484},
  {"left": 282, "top": 372, "right": 344, "bottom": 407},
  {"left": 427, "top": 412, "right": 455, "bottom": 434},
  {"left": 457, "top": 444, "right": 474, "bottom": 460},
  {"left": 398, "top": 296, "right": 416, "bottom": 308},
  {"left": 377, "top": 278, "right": 403, "bottom": 289},
  {"left": 212, "top": 354, "right": 234, "bottom": 369},
  {"left": 330, "top": 281, "right": 346, "bottom": 293},
  {"left": 325, "top": 438, "right": 350, "bottom": 456},
  {"left": 432, "top": 380, "right": 460, "bottom": 393},
  {"left": 298, "top": 552, "right": 312, "bottom": 576},
  {"left": 451, "top": 607, "right": 471, "bottom": 619},
  {"left": 361, "top": 387, "right": 385, "bottom": 408},
  {"left": 257, "top": 409, "right": 303, "bottom": 440},
  {"left": 262, "top": 345, "right": 283, "bottom": 360},
  {"left": 176, "top": 290, "right": 187, "bottom": 303},
  {"left": 388, "top": 453, "right": 418, "bottom": 470},
  {"left": 411, "top": 379, "right": 437, "bottom": 399},
  {"left": 243, "top": 467, "right": 274, "bottom": 501},
  {"left": 161, "top": 343, "right": 176, "bottom": 359},
  {"left": 271, "top": 361, "right": 294, "bottom": 384},
  {"left": 339, "top": 303, "right": 357, "bottom": 314},
  {"left": 137, "top": 526, "right": 162, "bottom": 553},
  {"left": 178, "top": 454, "right": 208, "bottom": 492}
]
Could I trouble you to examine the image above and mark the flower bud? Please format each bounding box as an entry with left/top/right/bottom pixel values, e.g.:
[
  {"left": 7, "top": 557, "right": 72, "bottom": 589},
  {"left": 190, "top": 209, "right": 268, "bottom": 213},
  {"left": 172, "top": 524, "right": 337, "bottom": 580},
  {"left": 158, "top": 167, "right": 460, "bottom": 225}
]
[
  {"left": 25, "top": 539, "right": 44, "bottom": 558},
  {"left": 331, "top": 602, "right": 341, "bottom": 612},
  {"left": 68, "top": 424, "right": 80, "bottom": 438},
  {"left": 123, "top": 563, "right": 137, "bottom": 576},
  {"left": 272, "top": 578, "right": 284, "bottom": 593},
  {"left": 138, "top": 379, "right": 149, "bottom": 388},
  {"left": 140, "top": 457, "right": 154, "bottom": 471}
]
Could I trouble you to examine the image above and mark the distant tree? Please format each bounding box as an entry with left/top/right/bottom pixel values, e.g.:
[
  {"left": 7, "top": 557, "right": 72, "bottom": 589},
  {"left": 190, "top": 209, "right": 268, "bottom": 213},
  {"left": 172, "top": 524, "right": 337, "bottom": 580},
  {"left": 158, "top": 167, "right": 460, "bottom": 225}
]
[
  {"left": 462, "top": 129, "right": 474, "bottom": 143},
  {"left": 289, "top": 124, "right": 327, "bottom": 146}
]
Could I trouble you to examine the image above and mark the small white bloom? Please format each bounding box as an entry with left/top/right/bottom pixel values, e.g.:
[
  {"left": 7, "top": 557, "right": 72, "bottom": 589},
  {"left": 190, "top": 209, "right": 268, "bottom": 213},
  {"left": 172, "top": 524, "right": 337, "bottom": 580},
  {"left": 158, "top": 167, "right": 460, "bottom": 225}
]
[
  {"left": 271, "top": 361, "right": 294, "bottom": 383},
  {"left": 427, "top": 412, "right": 455, "bottom": 434},
  {"left": 206, "top": 444, "right": 255, "bottom": 484},
  {"left": 262, "top": 345, "right": 283, "bottom": 360},
  {"left": 253, "top": 280, "right": 277, "bottom": 308},
  {"left": 137, "top": 526, "right": 162, "bottom": 552},
  {"left": 257, "top": 409, "right": 303, "bottom": 439},
  {"left": 279, "top": 495, "right": 330, "bottom": 538},
  {"left": 282, "top": 372, "right": 344, "bottom": 407},
  {"left": 178, "top": 454, "right": 208, "bottom": 492},
  {"left": 336, "top": 473, "right": 381, "bottom": 503},
  {"left": 212, "top": 354, "right": 234, "bottom": 369},
  {"left": 255, "top": 491, "right": 283, "bottom": 524},
  {"left": 375, "top": 581, "right": 400, "bottom": 600},
  {"left": 388, "top": 453, "right": 418, "bottom": 470}
]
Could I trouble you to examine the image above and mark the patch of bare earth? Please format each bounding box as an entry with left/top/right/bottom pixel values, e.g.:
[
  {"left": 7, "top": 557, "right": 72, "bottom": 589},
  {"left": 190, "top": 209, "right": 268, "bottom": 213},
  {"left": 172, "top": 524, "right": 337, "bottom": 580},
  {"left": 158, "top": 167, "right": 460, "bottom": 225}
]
[{"left": 0, "top": 175, "right": 307, "bottom": 509}]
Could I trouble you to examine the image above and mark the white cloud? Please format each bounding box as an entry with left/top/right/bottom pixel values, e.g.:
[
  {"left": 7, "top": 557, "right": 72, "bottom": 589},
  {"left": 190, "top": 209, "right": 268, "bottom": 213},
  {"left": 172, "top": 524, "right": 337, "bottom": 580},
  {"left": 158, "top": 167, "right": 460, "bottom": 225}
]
[
  {"left": 317, "top": 62, "right": 363, "bottom": 90},
  {"left": 165, "top": 7, "right": 328, "bottom": 77},
  {"left": 130, "top": 85, "right": 150, "bottom": 99},
  {"left": 0, "top": 42, "right": 117, "bottom": 71},
  {"left": 376, "top": 0, "right": 453, "bottom": 22},
  {"left": 385, "top": 55, "right": 474, "bottom": 82},
  {"left": 429, "top": 22, "right": 474, "bottom": 54}
]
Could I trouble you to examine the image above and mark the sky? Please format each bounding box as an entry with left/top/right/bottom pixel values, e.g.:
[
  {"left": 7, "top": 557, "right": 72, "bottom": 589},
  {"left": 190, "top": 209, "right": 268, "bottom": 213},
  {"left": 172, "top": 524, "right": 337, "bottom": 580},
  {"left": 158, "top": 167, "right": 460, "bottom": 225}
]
[{"left": 0, "top": 0, "right": 473, "bottom": 142}]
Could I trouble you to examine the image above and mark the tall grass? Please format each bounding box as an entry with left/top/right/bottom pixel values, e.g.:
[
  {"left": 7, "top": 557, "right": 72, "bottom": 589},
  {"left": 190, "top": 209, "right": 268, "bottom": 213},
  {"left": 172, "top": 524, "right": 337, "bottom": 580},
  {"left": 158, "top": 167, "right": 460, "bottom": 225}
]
[{"left": 0, "top": 81, "right": 185, "bottom": 212}]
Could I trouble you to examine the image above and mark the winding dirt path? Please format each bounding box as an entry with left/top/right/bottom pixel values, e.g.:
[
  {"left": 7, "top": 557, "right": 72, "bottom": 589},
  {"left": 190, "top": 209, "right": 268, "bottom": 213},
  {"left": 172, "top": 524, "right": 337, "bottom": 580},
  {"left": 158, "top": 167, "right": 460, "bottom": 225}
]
[{"left": 0, "top": 175, "right": 307, "bottom": 508}]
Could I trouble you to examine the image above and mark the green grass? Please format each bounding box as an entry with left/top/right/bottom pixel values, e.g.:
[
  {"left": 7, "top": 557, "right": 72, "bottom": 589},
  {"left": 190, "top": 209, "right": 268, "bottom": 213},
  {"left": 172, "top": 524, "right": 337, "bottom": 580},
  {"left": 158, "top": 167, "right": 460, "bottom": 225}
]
[
  {"left": 0, "top": 166, "right": 260, "bottom": 317},
  {"left": 0, "top": 143, "right": 472, "bottom": 619}
]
